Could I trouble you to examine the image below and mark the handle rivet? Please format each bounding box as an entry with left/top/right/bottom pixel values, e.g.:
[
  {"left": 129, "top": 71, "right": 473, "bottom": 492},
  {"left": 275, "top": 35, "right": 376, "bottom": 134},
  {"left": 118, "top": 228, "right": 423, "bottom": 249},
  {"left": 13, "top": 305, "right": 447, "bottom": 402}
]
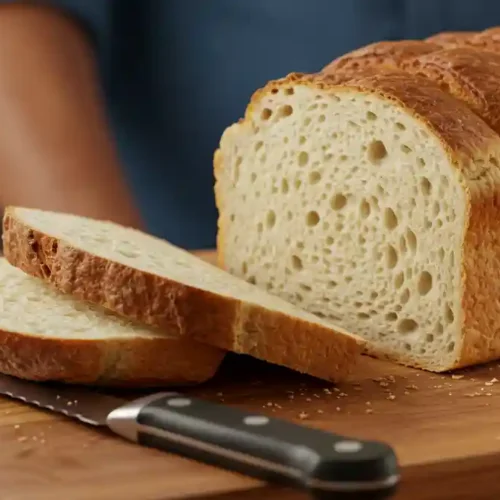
[
  {"left": 167, "top": 397, "right": 192, "bottom": 408},
  {"left": 334, "top": 440, "right": 363, "bottom": 453},
  {"left": 243, "top": 415, "right": 270, "bottom": 426}
]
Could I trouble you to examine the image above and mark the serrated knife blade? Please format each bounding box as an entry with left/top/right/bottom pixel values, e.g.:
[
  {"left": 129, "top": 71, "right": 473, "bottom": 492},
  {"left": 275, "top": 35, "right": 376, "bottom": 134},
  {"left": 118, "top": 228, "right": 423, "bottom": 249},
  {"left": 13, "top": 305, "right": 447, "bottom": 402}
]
[{"left": 0, "top": 374, "right": 400, "bottom": 499}]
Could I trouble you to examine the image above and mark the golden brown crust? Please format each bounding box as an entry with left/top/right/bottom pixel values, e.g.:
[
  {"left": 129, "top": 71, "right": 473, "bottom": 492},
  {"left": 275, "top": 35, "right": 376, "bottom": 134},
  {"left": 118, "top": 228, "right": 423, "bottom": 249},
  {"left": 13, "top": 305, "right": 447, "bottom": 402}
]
[
  {"left": 466, "top": 27, "right": 500, "bottom": 52},
  {"left": 425, "top": 31, "right": 476, "bottom": 48},
  {"left": 2, "top": 208, "right": 362, "bottom": 382},
  {"left": 400, "top": 47, "right": 500, "bottom": 136},
  {"left": 322, "top": 40, "right": 441, "bottom": 75},
  {"left": 0, "top": 328, "right": 224, "bottom": 387}
]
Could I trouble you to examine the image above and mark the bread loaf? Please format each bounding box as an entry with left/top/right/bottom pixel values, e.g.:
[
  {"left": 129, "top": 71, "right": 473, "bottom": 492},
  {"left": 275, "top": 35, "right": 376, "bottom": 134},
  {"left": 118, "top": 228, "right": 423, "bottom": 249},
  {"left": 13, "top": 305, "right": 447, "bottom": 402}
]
[
  {"left": 401, "top": 47, "right": 500, "bottom": 135},
  {"left": 0, "top": 258, "right": 224, "bottom": 386},
  {"left": 2, "top": 206, "right": 362, "bottom": 382},
  {"left": 214, "top": 70, "right": 500, "bottom": 372}
]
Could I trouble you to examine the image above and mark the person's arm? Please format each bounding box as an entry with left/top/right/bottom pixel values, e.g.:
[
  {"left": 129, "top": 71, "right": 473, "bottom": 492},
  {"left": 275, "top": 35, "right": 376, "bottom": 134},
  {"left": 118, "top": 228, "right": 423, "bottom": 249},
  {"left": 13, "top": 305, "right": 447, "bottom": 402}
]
[{"left": 0, "top": 4, "right": 143, "bottom": 228}]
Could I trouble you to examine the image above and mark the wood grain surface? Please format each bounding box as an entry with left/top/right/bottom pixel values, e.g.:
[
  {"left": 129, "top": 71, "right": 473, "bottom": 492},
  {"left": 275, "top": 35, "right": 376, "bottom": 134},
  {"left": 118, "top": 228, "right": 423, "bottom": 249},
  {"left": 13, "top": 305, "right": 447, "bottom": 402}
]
[{"left": 1, "top": 250, "right": 500, "bottom": 500}]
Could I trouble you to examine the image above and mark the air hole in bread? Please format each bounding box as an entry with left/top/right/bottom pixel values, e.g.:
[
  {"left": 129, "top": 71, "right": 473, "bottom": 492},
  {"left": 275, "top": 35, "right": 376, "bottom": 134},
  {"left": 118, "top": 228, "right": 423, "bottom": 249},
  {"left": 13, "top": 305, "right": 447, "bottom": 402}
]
[
  {"left": 327, "top": 280, "right": 337, "bottom": 288},
  {"left": 261, "top": 108, "right": 272, "bottom": 120},
  {"left": 330, "top": 193, "right": 347, "bottom": 211},
  {"left": 358, "top": 312, "right": 370, "bottom": 319},
  {"left": 255, "top": 141, "right": 263, "bottom": 152},
  {"left": 400, "top": 288, "right": 410, "bottom": 304},
  {"left": 367, "top": 111, "right": 377, "bottom": 121},
  {"left": 383, "top": 208, "right": 398, "bottom": 230},
  {"left": 421, "top": 177, "right": 432, "bottom": 196},
  {"left": 318, "top": 114, "right": 326, "bottom": 123},
  {"left": 281, "top": 178, "right": 289, "bottom": 194},
  {"left": 360, "top": 199, "right": 371, "bottom": 218},
  {"left": 394, "top": 272, "right": 404, "bottom": 289},
  {"left": 395, "top": 122, "right": 406, "bottom": 131},
  {"left": 418, "top": 271, "right": 433, "bottom": 295},
  {"left": 417, "top": 157, "right": 425, "bottom": 167},
  {"left": 406, "top": 229, "right": 417, "bottom": 252},
  {"left": 257, "top": 222, "right": 263, "bottom": 233},
  {"left": 250, "top": 173, "right": 257, "bottom": 183},
  {"left": 299, "top": 135, "right": 306, "bottom": 145},
  {"left": 367, "top": 140, "right": 388, "bottom": 163},
  {"left": 306, "top": 211, "right": 320, "bottom": 227},
  {"left": 242, "top": 262, "right": 248, "bottom": 274},
  {"left": 309, "top": 171, "right": 322, "bottom": 184},
  {"left": 294, "top": 179, "right": 302, "bottom": 190},
  {"left": 291, "top": 255, "right": 303, "bottom": 271},
  {"left": 298, "top": 151, "right": 309, "bottom": 167},
  {"left": 326, "top": 236, "right": 334, "bottom": 245},
  {"left": 386, "top": 312, "right": 398, "bottom": 321},
  {"left": 304, "top": 117, "right": 312, "bottom": 126},
  {"left": 266, "top": 210, "right": 276, "bottom": 229},
  {"left": 233, "top": 157, "right": 242, "bottom": 184},
  {"left": 401, "top": 144, "right": 412, "bottom": 154},
  {"left": 299, "top": 283, "right": 312, "bottom": 292},
  {"left": 385, "top": 245, "right": 398, "bottom": 269},
  {"left": 51, "top": 241, "right": 58, "bottom": 254},
  {"left": 284, "top": 87, "right": 294, "bottom": 95},
  {"left": 398, "top": 318, "right": 418, "bottom": 334},
  {"left": 447, "top": 341, "right": 456, "bottom": 353},
  {"left": 277, "top": 105, "right": 293, "bottom": 119},
  {"left": 445, "top": 305, "right": 455, "bottom": 324},
  {"left": 438, "top": 248, "right": 445, "bottom": 261},
  {"left": 426, "top": 334, "right": 434, "bottom": 343},
  {"left": 436, "top": 322, "right": 444, "bottom": 334}
]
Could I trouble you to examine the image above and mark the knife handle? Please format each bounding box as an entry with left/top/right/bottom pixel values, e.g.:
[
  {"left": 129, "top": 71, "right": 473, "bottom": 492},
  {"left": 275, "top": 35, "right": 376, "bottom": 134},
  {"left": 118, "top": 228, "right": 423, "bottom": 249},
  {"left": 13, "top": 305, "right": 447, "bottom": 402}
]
[{"left": 106, "top": 392, "right": 399, "bottom": 499}]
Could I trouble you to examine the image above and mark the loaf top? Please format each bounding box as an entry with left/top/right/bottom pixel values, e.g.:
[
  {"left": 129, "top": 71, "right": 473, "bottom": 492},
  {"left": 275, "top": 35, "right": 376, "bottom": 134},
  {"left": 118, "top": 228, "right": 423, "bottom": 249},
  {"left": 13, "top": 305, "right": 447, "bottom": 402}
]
[
  {"left": 401, "top": 47, "right": 500, "bottom": 136},
  {"left": 425, "top": 31, "right": 476, "bottom": 47},
  {"left": 322, "top": 40, "right": 441, "bottom": 74}
]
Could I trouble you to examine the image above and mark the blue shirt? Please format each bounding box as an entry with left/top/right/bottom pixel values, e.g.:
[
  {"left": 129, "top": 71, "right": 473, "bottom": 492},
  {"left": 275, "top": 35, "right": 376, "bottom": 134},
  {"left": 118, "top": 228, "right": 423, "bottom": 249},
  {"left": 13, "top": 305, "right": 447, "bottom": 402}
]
[{"left": 47, "top": 0, "right": 500, "bottom": 248}]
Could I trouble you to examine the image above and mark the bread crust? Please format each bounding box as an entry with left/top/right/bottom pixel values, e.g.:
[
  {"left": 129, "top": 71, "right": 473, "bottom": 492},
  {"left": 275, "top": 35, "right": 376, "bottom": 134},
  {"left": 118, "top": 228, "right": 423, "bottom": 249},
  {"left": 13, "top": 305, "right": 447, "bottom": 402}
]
[
  {"left": 425, "top": 31, "right": 476, "bottom": 48},
  {"left": 0, "top": 328, "right": 224, "bottom": 387},
  {"left": 401, "top": 47, "right": 500, "bottom": 136},
  {"left": 2, "top": 208, "right": 362, "bottom": 383},
  {"left": 322, "top": 40, "right": 441, "bottom": 75},
  {"left": 216, "top": 70, "right": 500, "bottom": 372},
  {"left": 466, "top": 27, "right": 500, "bottom": 52}
]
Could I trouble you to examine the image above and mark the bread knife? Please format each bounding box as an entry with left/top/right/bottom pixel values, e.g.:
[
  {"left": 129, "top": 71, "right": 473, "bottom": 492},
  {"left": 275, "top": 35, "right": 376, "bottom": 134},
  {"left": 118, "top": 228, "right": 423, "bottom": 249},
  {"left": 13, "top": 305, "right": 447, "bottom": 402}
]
[{"left": 0, "top": 374, "right": 399, "bottom": 499}]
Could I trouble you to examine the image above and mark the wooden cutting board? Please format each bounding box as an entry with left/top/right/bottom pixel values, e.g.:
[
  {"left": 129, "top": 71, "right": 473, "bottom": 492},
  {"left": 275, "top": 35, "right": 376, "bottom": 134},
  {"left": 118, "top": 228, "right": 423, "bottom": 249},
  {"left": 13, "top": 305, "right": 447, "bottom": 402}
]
[{"left": 1, "top": 250, "right": 500, "bottom": 500}]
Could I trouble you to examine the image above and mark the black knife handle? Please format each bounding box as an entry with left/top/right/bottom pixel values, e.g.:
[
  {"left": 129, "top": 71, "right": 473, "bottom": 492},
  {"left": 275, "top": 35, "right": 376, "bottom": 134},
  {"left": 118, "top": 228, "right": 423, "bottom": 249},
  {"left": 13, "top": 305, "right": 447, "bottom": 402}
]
[{"left": 106, "top": 392, "right": 399, "bottom": 499}]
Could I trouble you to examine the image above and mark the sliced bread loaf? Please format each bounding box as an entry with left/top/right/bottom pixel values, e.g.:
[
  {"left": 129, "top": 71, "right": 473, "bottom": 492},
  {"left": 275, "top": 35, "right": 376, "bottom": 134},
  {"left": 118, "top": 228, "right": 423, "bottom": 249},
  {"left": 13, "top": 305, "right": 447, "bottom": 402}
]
[
  {"left": 0, "top": 258, "right": 224, "bottom": 386},
  {"left": 2, "top": 206, "right": 363, "bottom": 382},
  {"left": 214, "top": 70, "right": 500, "bottom": 372}
]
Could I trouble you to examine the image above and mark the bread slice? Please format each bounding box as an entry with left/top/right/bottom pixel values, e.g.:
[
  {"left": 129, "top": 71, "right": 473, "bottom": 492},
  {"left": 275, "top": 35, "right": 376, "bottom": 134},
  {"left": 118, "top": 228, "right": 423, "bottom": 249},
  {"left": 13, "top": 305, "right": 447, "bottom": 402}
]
[
  {"left": 401, "top": 47, "right": 500, "bottom": 135},
  {"left": 2, "top": 206, "right": 363, "bottom": 383},
  {"left": 214, "top": 70, "right": 500, "bottom": 372},
  {"left": 0, "top": 258, "right": 224, "bottom": 386},
  {"left": 322, "top": 40, "right": 440, "bottom": 75},
  {"left": 425, "top": 31, "right": 476, "bottom": 48}
]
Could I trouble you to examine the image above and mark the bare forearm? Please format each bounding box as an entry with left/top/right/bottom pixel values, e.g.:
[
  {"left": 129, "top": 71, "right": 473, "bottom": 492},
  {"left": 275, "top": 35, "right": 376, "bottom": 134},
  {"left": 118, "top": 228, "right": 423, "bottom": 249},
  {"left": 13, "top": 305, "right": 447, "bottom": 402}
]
[{"left": 0, "top": 5, "right": 142, "bottom": 227}]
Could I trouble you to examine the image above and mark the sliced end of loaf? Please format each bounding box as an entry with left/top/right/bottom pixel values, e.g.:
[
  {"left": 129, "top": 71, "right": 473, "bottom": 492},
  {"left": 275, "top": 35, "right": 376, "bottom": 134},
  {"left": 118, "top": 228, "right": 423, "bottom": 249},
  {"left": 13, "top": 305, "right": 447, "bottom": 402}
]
[{"left": 215, "top": 71, "right": 500, "bottom": 372}]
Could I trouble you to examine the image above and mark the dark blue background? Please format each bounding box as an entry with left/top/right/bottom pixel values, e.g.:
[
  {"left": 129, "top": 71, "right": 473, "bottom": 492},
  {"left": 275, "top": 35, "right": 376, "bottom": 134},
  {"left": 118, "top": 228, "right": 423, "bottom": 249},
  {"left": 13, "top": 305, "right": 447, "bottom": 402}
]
[{"left": 45, "top": 0, "right": 500, "bottom": 248}]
